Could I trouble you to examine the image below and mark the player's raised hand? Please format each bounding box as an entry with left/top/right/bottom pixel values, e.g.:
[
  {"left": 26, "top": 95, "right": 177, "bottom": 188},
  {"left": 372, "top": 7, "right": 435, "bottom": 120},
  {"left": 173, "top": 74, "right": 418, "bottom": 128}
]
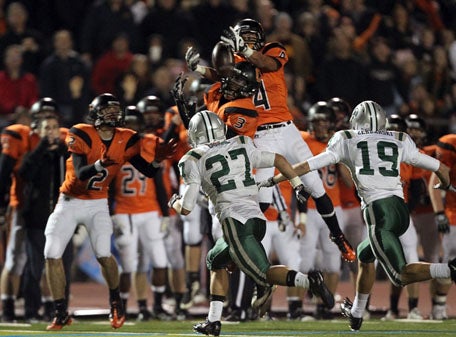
[
  {"left": 185, "top": 46, "right": 200, "bottom": 72},
  {"left": 154, "top": 138, "right": 177, "bottom": 162}
]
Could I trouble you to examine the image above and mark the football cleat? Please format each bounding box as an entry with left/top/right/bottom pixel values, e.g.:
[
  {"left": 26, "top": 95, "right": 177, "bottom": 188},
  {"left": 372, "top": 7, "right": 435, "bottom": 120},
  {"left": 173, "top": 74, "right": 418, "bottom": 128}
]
[
  {"left": 307, "top": 271, "right": 335, "bottom": 309},
  {"left": 46, "top": 311, "right": 72, "bottom": 331},
  {"left": 181, "top": 281, "right": 201, "bottom": 310},
  {"left": 193, "top": 319, "right": 221, "bottom": 336},
  {"left": 330, "top": 234, "right": 356, "bottom": 262},
  {"left": 152, "top": 306, "right": 173, "bottom": 321},
  {"left": 109, "top": 300, "right": 126, "bottom": 329},
  {"left": 252, "top": 285, "right": 276, "bottom": 318},
  {"left": 341, "top": 297, "right": 363, "bottom": 331}
]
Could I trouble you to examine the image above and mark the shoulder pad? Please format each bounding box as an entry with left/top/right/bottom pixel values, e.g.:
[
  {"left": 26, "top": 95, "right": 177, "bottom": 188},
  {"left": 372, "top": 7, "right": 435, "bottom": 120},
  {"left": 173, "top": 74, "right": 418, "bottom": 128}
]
[{"left": 262, "top": 42, "right": 286, "bottom": 54}]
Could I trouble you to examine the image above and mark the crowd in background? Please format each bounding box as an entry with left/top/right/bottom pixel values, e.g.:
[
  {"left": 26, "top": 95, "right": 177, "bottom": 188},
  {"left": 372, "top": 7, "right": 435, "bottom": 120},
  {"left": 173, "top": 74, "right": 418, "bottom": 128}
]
[{"left": 0, "top": 0, "right": 455, "bottom": 143}]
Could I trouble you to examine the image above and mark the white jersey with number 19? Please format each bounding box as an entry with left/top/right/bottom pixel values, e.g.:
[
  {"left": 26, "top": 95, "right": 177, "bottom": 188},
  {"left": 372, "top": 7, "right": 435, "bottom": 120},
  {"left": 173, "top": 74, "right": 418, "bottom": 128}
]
[
  {"left": 178, "top": 135, "right": 275, "bottom": 224},
  {"left": 307, "top": 130, "right": 440, "bottom": 207}
]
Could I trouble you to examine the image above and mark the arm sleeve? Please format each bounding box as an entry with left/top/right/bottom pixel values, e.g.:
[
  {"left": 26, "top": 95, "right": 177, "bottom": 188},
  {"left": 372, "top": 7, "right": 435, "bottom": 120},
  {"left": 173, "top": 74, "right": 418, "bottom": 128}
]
[
  {"left": 129, "top": 154, "right": 161, "bottom": 178},
  {"left": 153, "top": 168, "right": 169, "bottom": 216},
  {"left": 181, "top": 182, "right": 200, "bottom": 212},
  {"left": 307, "top": 151, "right": 339, "bottom": 172},
  {"left": 72, "top": 153, "right": 99, "bottom": 180}
]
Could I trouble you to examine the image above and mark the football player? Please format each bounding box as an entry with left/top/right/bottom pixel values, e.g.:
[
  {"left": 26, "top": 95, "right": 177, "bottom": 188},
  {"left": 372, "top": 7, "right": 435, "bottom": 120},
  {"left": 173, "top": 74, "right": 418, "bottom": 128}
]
[
  {"left": 188, "top": 18, "right": 355, "bottom": 263},
  {"left": 428, "top": 133, "right": 456, "bottom": 320},
  {"left": 110, "top": 105, "right": 170, "bottom": 321},
  {"left": 170, "top": 110, "right": 334, "bottom": 336},
  {"left": 43, "top": 93, "right": 176, "bottom": 330},
  {"left": 261, "top": 100, "right": 454, "bottom": 331}
]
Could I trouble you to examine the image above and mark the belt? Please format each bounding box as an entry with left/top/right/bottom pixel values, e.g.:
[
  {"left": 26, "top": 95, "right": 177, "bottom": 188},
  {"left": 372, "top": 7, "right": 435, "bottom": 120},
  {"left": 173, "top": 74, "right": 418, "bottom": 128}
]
[{"left": 257, "top": 121, "right": 291, "bottom": 131}]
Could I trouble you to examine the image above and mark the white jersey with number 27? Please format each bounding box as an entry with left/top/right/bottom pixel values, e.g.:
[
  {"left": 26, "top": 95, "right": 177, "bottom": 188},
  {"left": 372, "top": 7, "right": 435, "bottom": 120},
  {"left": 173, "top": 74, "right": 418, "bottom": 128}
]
[
  {"left": 307, "top": 129, "right": 440, "bottom": 207},
  {"left": 178, "top": 135, "right": 275, "bottom": 224}
]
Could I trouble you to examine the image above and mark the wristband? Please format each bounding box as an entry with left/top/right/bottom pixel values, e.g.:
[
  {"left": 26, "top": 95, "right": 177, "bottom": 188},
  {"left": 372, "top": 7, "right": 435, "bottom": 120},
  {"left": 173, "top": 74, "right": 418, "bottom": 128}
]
[
  {"left": 94, "top": 160, "right": 103, "bottom": 172},
  {"left": 299, "top": 212, "right": 307, "bottom": 224},
  {"left": 195, "top": 65, "right": 206, "bottom": 75},
  {"left": 289, "top": 176, "right": 302, "bottom": 189},
  {"left": 243, "top": 47, "right": 254, "bottom": 58}
]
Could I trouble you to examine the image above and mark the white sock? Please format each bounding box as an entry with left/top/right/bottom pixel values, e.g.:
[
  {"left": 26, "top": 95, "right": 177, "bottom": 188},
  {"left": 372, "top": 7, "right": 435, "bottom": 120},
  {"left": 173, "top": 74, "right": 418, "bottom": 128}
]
[
  {"left": 294, "top": 272, "right": 309, "bottom": 288},
  {"left": 430, "top": 263, "right": 451, "bottom": 278},
  {"left": 352, "top": 292, "right": 369, "bottom": 318},
  {"left": 207, "top": 301, "right": 224, "bottom": 322}
]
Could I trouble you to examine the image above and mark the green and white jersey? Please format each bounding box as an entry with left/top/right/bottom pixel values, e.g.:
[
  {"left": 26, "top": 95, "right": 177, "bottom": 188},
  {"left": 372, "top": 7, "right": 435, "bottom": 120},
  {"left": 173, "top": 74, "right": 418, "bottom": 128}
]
[
  {"left": 178, "top": 135, "right": 275, "bottom": 223},
  {"left": 307, "top": 129, "right": 440, "bottom": 207}
]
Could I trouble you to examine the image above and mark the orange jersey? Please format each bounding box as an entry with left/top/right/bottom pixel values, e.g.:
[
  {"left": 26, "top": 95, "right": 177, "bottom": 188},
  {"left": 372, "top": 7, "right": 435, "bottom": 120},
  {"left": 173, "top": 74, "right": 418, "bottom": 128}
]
[
  {"left": 1, "top": 124, "right": 40, "bottom": 207},
  {"left": 235, "top": 42, "right": 293, "bottom": 125},
  {"left": 112, "top": 134, "right": 161, "bottom": 214},
  {"left": 204, "top": 82, "right": 258, "bottom": 138},
  {"left": 302, "top": 131, "right": 341, "bottom": 208},
  {"left": 165, "top": 105, "right": 191, "bottom": 162},
  {"left": 409, "top": 147, "right": 434, "bottom": 214},
  {"left": 62, "top": 124, "right": 143, "bottom": 199},
  {"left": 435, "top": 134, "right": 456, "bottom": 224},
  {"left": 400, "top": 162, "right": 413, "bottom": 203}
]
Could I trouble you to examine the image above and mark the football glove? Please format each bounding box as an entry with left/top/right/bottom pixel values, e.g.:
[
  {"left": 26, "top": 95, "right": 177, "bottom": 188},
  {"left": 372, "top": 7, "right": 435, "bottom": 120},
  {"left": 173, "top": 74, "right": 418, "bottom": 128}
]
[
  {"left": 294, "top": 184, "right": 308, "bottom": 204},
  {"left": 185, "top": 46, "right": 200, "bottom": 72},
  {"left": 221, "top": 26, "right": 253, "bottom": 56},
  {"left": 168, "top": 193, "right": 182, "bottom": 209},
  {"left": 435, "top": 211, "right": 450, "bottom": 234},
  {"left": 257, "top": 177, "right": 276, "bottom": 189},
  {"left": 154, "top": 138, "right": 177, "bottom": 162}
]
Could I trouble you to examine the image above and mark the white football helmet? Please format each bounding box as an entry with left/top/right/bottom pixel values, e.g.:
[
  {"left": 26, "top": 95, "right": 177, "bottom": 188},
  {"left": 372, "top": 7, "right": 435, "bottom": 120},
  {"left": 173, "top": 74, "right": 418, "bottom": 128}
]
[
  {"left": 188, "top": 110, "right": 226, "bottom": 147},
  {"left": 349, "top": 100, "right": 386, "bottom": 131}
]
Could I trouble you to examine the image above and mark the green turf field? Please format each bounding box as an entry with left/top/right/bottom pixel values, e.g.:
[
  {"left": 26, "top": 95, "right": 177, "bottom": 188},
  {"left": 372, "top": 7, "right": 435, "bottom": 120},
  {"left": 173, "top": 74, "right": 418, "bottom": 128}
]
[{"left": 0, "top": 318, "right": 456, "bottom": 337}]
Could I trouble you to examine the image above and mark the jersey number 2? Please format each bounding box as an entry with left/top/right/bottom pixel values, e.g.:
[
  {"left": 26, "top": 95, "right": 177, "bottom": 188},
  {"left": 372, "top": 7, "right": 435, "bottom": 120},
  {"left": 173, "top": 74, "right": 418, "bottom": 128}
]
[{"left": 206, "top": 148, "right": 256, "bottom": 193}]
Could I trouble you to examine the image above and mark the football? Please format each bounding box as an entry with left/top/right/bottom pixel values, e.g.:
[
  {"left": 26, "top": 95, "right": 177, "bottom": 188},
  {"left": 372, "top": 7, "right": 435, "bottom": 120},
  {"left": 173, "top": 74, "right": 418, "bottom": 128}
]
[{"left": 212, "top": 41, "right": 234, "bottom": 77}]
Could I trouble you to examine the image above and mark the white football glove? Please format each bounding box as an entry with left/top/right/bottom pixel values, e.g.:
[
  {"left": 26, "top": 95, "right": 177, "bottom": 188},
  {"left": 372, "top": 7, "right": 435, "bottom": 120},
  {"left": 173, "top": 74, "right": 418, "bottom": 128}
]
[
  {"left": 257, "top": 177, "right": 276, "bottom": 189},
  {"left": 168, "top": 193, "right": 181, "bottom": 209},
  {"left": 185, "top": 46, "right": 200, "bottom": 72},
  {"left": 220, "top": 26, "right": 253, "bottom": 56}
]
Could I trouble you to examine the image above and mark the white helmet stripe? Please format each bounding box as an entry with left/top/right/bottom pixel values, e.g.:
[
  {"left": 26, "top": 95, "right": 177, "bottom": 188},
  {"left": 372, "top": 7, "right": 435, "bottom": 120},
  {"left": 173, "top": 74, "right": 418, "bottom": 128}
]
[
  {"left": 366, "top": 101, "right": 377, "bottom": 131},
  {"left": 201, "top": 111, "right": 215, "bottom": 142}
]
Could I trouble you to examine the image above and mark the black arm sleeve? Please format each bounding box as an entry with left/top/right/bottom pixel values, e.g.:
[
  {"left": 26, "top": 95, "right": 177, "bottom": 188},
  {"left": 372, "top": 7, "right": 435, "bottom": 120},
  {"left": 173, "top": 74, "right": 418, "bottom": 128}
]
[
  {"left": 129, "top": 154, "right": 160, "bottom": 178},
  {"left": 72, "top": 153, "right": 100, "bottom": 180},
  {"left": 153, "top": 168, "right": 169, "bottom": 216},
  {"left": 161, "top": 123, "right": 180, "bottom": 143},
  {"left": 0, "top": 154, "right": 16, "bottom": 208}
]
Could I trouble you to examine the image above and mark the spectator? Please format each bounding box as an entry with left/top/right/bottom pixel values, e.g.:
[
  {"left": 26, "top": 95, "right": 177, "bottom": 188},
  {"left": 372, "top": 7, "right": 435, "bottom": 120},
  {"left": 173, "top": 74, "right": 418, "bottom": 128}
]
[
  {"left": 39, "top": 29, "right": 91, "bottom": 127},
  {"left": 0, "top": 44, "right": 39, "bottom": 128},
  {"left": 316, "top": 28, "right": 366, "bottom": 107},
  {"left": 365, "top": 37, "right": 401, "bottom": 116},
  {"left": 115, "top": 53, "right": 154, "bottom": 107},
  {"left": 0, "top": 2, "right": 44, "bottom": 75},
  {"left": 140, "top": 0, "right": 196, "bottom": 59},
  {"left": 191, "top": 0, "right": 240, "bottom": 59},
  {"left": 267, "top": 12, "right": 312, "bottom": 86},
  {"left": 149, "top": 64, "right": 178, "bottom": 108},
  {"left": 91, "top": 33, "right": 134, "bottom": 96},
  {"left": 79, "top": 0, "right": 140, "bottom": 66}
]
